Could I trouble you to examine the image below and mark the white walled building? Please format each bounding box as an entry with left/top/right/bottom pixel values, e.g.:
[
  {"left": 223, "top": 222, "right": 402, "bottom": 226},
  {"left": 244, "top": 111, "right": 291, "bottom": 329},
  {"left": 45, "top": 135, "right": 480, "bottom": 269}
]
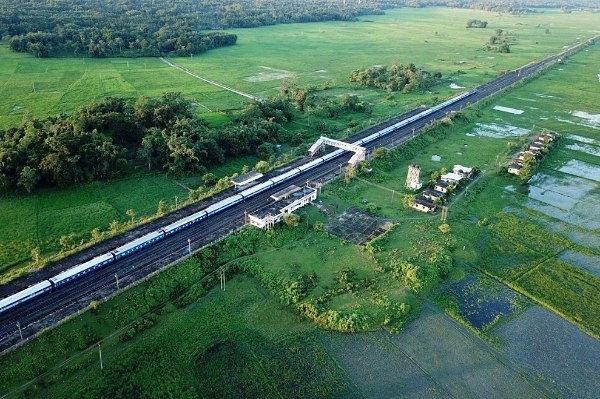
[{"left": 248, "top": 185, "right": 317, "bottom": 229}]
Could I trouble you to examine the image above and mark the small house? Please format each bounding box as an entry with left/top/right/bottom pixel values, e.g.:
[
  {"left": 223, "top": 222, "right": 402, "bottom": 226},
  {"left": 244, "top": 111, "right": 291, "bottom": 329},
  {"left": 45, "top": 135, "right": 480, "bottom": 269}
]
[
  {"left": 507, "top": 163, "right": 522, "bottom": 175},
  {"left": 413, "top": 197, "right": 436, "bottom": 213},
  {"left": 423, "top": 188, "right": 445, "bottom": 201},
  {"left": 434, "top": 180, "right": 450, "bottom": 193}
]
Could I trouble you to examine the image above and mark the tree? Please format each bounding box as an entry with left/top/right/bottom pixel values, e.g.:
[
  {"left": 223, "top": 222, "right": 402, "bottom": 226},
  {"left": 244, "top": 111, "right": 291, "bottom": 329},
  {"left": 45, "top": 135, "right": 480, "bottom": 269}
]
[
  {"left": 345, "top": 166, "right": 357, "bottom": 184},
  {"left": 91, "top": 228, "right": 102, "bottom": 243},
  {"left": 254, "top": 160, "right": 269, "bottom": 174},
  {"left": 157, "top": 200, "right": 167, "bottom": 216},
  {"left": 282, "top": 213, "right": 300, "bottom": 227},
  {"left": 31, "top": 246, "right": 41, "bottom": 266},
  {"left": 17, "top": 166, "right": 40, "bottom": 193},
  {"left": 519, "top": 153, "right": 536, "bottom": 182},
  {"left": 402, "top": 194, "right": 416, "bottom": 209},
  {"left": 126, "top": 209, "right": 135, "bottom": 224},
  {"left": 202, "top": 173, "right": 217, "bottom": 186}
]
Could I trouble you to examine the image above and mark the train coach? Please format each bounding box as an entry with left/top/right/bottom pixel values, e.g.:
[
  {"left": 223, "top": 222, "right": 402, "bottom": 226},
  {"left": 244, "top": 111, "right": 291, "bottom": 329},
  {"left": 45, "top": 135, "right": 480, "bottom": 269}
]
[
  {"left": 49, "top": 253, "right": 115, "bottom": 288},
  {"left": 0, "top": 90, "right": 480, "bottom": 317},
  {"left": 0, "top": 281, "right": 53, "bottom": 314}
]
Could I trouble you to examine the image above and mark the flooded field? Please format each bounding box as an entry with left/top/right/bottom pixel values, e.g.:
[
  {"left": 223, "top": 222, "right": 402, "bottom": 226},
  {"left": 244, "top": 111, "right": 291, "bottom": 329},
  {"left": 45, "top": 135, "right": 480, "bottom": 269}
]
[
  {"left": 321, "top": 305, "right": 546, "bottom": 398},
  {"left": 493, "top": 305, "right": 600, "bottom": 399},
  {"left": 468, "top": 123, "right": 529, "bottom": 138},
  {"left": 446, "top": 273, "right": 524, "bottom": 330},
  {"left": 559, "top": 250, "right": 600, "bottom": 279},
  {"left": 558, "top": 159, "right": 600, "bottom": 182}
]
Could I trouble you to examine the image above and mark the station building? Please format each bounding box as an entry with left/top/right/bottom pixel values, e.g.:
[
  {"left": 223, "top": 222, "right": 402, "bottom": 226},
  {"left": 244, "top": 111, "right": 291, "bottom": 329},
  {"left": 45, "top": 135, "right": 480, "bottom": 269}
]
[{"left": 248, "top": 185, "right": 317, "bottom": 229}]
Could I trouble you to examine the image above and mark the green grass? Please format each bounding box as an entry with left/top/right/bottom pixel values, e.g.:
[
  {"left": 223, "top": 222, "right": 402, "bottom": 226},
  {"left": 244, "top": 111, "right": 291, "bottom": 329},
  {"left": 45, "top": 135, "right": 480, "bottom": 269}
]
[
  {"left": 2, "top": 8, "right": 600, "bottom": 396},
  {"left": 0, "top": 273, "right": 359, "bottom": 398},
  {"left": 0, "top": 174, "right": 191, "bottom": 281},
  {"left": 2, "top": 8, "right": 600, "bottom": 130}
]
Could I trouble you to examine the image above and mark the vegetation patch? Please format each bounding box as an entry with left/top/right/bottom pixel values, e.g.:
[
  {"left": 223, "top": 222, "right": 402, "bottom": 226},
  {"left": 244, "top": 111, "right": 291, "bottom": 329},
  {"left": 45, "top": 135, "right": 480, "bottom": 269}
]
[{"left": 437, "top": 272, "right": 527, "bottom": 331}]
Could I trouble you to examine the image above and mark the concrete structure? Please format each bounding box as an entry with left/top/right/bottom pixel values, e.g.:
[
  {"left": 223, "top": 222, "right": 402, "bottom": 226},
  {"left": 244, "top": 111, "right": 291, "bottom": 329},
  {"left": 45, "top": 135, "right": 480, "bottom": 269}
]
[
  {"left": 405, "top": 164, "right": 423, "bottom": 190},
  {"left": 453, "top": 165, "right": 473, "bottom": 177},
  {"left": 231, "top": 171, "right": 263, "bottom": 188},
  {"left": 308, "top": 136, "right": 366, "bottom": 166},
  {"left": 440, "top": 172, "right": 463, "bottom": 184},
  {"left": 248, "top": 185, "right": 317, "bottom": 229}
]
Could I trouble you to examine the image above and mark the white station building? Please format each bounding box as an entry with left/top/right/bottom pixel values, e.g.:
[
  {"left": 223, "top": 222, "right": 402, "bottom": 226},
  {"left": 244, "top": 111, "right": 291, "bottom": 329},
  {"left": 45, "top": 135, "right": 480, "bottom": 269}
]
[{"left": 248, "top": 185, "right": 317, "bottom": 229}]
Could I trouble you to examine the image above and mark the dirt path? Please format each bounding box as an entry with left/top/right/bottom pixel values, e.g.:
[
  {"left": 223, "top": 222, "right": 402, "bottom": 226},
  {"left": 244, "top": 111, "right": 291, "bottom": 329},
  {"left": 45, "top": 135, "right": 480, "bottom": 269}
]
[{"left": 160, "top": 57, "right": 261, "bottom": 102}]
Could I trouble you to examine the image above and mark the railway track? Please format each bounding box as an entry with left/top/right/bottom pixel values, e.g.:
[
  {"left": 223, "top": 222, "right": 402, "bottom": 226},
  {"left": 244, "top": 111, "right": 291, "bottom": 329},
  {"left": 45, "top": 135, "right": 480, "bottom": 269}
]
[{"left": 0, "top": 37, "right": 594, "bottom": 351}]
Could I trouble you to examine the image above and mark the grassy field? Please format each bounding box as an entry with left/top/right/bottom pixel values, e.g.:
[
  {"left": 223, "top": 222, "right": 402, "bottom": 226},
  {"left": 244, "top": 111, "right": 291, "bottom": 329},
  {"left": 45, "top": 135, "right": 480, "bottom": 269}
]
[
  {"left": 1, "top": 7, "right": 599, "bottom": 279},
  {"left": 1, "top": 7, "right": 600, "bottom": 397},
  {"left": 2, "top": 8, "right": 599, "bottom": 129}
]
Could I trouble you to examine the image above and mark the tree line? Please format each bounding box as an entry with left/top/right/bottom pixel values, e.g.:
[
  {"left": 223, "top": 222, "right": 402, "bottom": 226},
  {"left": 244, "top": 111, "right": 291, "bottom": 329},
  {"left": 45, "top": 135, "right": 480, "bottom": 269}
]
[
  {"left": 0, "top": 93, "right": 294, "bottom": 194},
  {"left": 349, "top": 63, "right": 443, "bottom": 93},
  {"left": 0, "top": 0, "right": 391, "bottom": 58},
  {"left": 2, "top": 0, "right": 597, "bottom": 58}
]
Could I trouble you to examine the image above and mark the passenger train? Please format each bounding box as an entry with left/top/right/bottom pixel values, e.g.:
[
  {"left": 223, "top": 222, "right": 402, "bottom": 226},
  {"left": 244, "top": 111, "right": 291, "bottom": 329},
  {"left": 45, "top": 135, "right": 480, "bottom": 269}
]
[{"left": 0, "top": 90, "right": 476, "bottom": 315}]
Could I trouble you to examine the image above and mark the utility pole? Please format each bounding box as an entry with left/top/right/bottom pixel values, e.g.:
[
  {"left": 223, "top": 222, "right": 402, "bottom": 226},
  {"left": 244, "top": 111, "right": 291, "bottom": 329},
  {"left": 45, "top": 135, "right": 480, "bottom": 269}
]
[
  {"left": 220, "top": 268, "right": 225, "bottom": 290},
  {"left": 98, "top": 342, "right": 103, "bottom": 370},
  {"left": 16, "top": 322, "right": 23, "bottom": 341},
  {"left": 188, "top": 238, "right": 191, "bottom": 254},
  {"left": 115, "top": 274, "right": 119, "bottom": 290}
]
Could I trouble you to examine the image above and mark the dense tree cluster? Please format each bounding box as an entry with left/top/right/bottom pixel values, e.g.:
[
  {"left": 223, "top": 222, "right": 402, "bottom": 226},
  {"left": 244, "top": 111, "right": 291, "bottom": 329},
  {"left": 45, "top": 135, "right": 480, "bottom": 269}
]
[
  {"left": 8, "top": 28, "right": 237, "bottom": 58},
  {"left": 403, "top": 0, "right": 600, "bottom": 12},
  {"left": 2, "top": 0, "right": 597, "bottom": 58},
  {"left": 485, "top": 29, "right": 511, "bottom": 53},
  {"left": 466, "top": 19, "right": 488, "bottom": 28},
  {"left": 0, "top": 0, "right": 393, "bottom": 58},
  {"left": 0, "top": 94, "right": 294, "bottom": 193},
  {"left": 349, "top": 64, "right": 443, "bottom": 93}
]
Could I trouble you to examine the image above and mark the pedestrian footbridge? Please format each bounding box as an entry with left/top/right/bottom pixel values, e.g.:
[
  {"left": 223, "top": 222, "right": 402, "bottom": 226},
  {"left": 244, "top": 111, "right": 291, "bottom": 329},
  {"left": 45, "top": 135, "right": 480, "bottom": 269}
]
[{"left": 307, "top": 136, "right": 366, "bottom": 166}]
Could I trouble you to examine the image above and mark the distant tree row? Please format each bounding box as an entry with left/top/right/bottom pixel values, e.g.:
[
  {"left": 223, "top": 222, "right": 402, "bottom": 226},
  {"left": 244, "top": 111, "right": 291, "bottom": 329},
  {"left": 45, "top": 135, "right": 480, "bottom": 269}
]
[
  {"left": 7, "top": 27, "right": 237, "bottom": 58},
  {"left": 2, "top": 0, "right": 597, "bottom": 58},
  {"left": 0, "top": 0, "right": 393, "bottom": 57},
  {"left": 0, "top": 94, "right": 294, "bottom": 193},
  {"left": 349, "top": 64, "right": 443, "bottom": 93}
]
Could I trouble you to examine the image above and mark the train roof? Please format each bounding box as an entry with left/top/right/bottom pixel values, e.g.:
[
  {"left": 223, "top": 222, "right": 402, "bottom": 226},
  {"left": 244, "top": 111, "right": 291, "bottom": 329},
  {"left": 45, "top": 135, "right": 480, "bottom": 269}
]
[
  {"left": 49, "top": 253, "right": 114, "bottom": 285},
  {"left": 0, "top": 280, "right": 52, "bottom": 310},
  {"left": 111, "top": 230, "right": 164, "bottom": 256}
]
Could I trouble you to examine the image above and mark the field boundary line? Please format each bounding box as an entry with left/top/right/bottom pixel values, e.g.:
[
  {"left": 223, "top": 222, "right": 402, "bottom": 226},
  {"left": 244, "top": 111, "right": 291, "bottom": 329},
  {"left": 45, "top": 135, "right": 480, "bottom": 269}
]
[{"left": 160, "top": 57, "right": 261, "bottom": 102}]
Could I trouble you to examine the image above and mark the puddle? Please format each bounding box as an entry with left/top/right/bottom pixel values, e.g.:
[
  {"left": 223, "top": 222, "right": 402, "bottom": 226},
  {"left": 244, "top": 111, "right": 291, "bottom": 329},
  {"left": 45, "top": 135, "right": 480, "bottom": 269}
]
[
  {"left": 572, "top": 111, "right": 600, "bottom": 126},
  {"left": 506, "top": 206, "right": 600, "bottom": 251},
  {"left": 559, "top": 250, "right": 600, "bottom": 278},
  {"left": 245, "top": 66, "right": 293, "bottom": 82},
  {"left": 450, "top": 83, "right": 465, "bottom": 89},
  {"left": 556, "top": 118, "right": 600, "bottom": 131},
  {"left": 493, "top": 105, "right": 524, "bottom": 115},
  {"left": 558, "top": 159, "right": 600, "bottom": 182},
  {"left": 567, "top": 134, "right": 597, "bottom": 144},
  {"left": 520, "top": 200, "right": 600, "bottom": 230},
  {"left": 448, "top": 274, "right": 522, "bottom": 330},
  {"left": 528, "top": 173, "right": 596, "bottom": 200},
  {"left": 527, "top": 185, "right": 578, "bottom": 210},
  {"left": 565, "top": 143, "right": 600, "bottom": 157},
  {"left": 470, "top": 123, "right": 529, "bottom": 138}
]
